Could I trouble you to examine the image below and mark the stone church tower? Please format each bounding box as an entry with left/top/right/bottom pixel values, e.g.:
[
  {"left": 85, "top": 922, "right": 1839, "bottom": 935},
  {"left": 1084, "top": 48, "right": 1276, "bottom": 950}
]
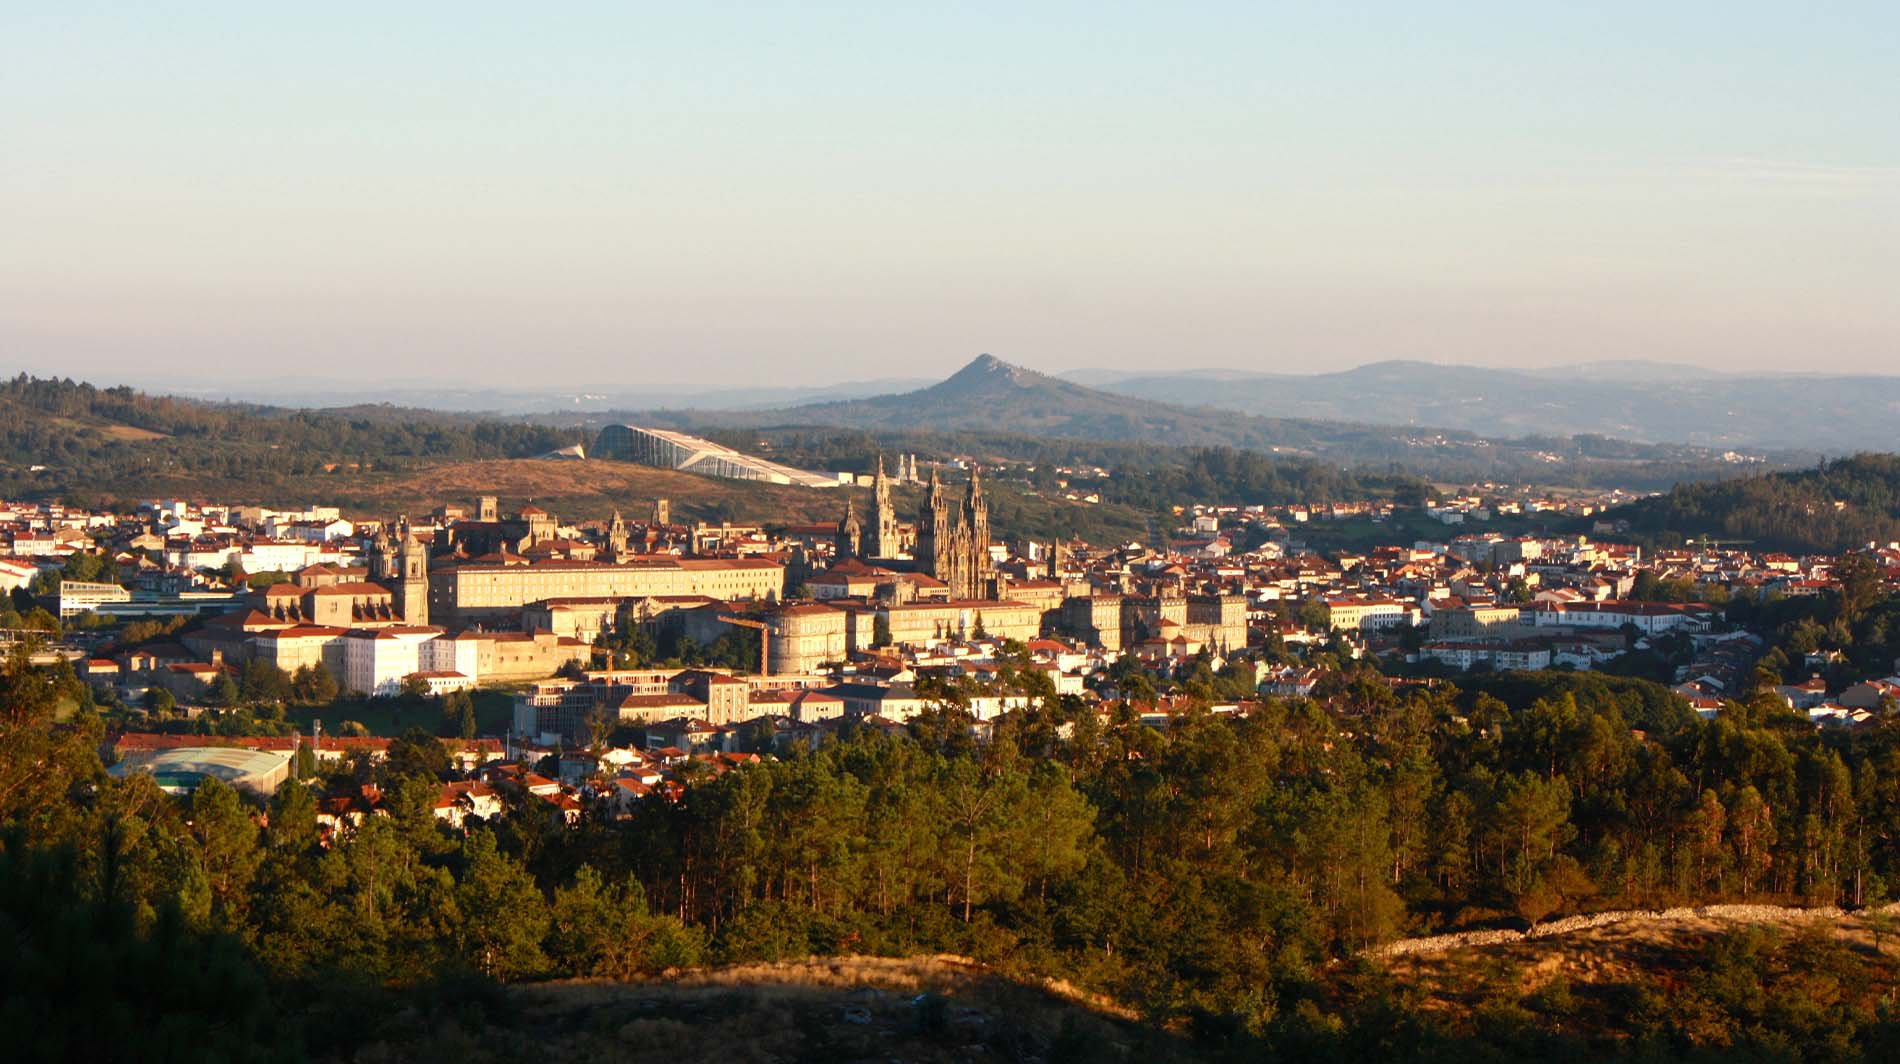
[
  {"left": 605, "top": 509, "right": 630, "bottom": 561},
  {"left": 837, "top": 494, "right": 863, "bottom": 559},
  {"left": 868, "top": 456, "right": 899, "bottom": 560},
  {"left": 917, "top": 467, "right": 993, "bottom": 600},
  {"left": 393, "top": 517, "right": 430, "bottom": 626},
  {"left": 368, "top": 524, "right": 396, "bottom": 582}
]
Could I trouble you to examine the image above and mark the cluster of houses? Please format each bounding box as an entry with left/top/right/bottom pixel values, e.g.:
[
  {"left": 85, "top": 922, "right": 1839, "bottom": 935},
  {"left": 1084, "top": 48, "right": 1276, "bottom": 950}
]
[{"left": 21, "top": 478, "right": 1900, "bottom": 816}]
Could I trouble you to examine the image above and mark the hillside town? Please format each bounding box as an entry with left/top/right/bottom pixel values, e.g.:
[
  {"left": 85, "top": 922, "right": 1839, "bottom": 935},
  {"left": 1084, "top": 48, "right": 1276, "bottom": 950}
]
[{"left": 5, "top": 467, "right": 1897, "bottom": 836}]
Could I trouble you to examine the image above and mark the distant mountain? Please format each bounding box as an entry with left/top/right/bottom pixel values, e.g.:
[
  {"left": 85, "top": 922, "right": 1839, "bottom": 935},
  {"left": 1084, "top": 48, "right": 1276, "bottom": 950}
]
[
  {"left": 1060, "top": 360, "right": 1900, "bottom": 452},
  {"left": 626, "top": 355, "right": 1809, "bottom": 489},
  {"left": 784, "top": 354, "right": 1270, "bottom": 444}
]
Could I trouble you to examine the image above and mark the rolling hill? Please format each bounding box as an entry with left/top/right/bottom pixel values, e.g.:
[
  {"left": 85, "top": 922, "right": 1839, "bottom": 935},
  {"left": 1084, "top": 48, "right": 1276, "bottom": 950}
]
[
  {"left": 631, "top": 354, "right": 1806, "bottom": 489},
  {"left": 0, "top": 375, "right": 1158, "bottom": 542},
  {"left": 1606, "top": 452, "right": 1900, "bottom": 552},
  {"left": 1067, "top": 360, "right": 1900, "bottom": 452}
]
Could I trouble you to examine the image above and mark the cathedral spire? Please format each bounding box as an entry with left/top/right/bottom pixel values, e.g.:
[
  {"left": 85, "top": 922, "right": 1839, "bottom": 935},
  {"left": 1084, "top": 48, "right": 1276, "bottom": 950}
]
[
  {"left": 837, "top": 493, "right": 862, "bottom": 558},
  {"left": 607, "top": 509, "right": 629, "bottom": 559},
  {"left": 870, "top": 455, "right": 896, "bottom": 559}
]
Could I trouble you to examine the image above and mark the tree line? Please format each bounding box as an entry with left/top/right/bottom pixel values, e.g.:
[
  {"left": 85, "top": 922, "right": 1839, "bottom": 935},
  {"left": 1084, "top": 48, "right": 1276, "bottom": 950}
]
[
  {"left": 13, "top": 608, "right": 1900, "bottom": 1057},
  {"left": 1616, "top": 453, "right": 1900, "bottom": 554}
]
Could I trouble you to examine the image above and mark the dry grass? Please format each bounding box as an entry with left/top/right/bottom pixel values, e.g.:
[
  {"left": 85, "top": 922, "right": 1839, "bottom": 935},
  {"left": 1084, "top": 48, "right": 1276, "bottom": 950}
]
[
  {"left": 49, "top": 415, "right": 168, "bottom": 441},
  {"left": 369, "top": 458, "right": 843, "bottom": 522},
  {"left": 1381, "top": 905, "right": 1900, "bottom": 1012},
  {"left": 336, "top": 954, "right": 1165, "bottom": 1064}
]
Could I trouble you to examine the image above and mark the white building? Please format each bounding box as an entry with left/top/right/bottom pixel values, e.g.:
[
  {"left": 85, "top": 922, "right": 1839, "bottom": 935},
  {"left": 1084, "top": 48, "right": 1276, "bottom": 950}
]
[
  {"left": 58, "top": 580, "right": 132, "bottom": 618},
  {"left": 239, "top": 539, "right": 327, "bottom": 573},
  {"left": 1421, "top": 640, "right": 1553, "bottom": 672},
  {"left": 421, "top": 633, "right": 480, "bottom": 680},
  {"left": 342, "top": 626, "right": 446, "bottom": 697},
  {"left": 268, "top": 517, "right": 355, "bottom": 543},
  {"left": 410, "top": 670, "right": 476, "bottom": 697},
  {"left": 1526, "top": 600, "right": 1716, "bottom": 634},
  {"left": 0, "top": 559, "right": 40, "bottom": 592}
]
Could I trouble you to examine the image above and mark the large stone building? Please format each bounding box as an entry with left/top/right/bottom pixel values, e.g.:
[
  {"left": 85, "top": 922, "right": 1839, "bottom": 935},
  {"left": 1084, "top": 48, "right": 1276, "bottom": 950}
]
[
  {"left": 916, "top": 468, "right": 992, "bottom": 601},
  {"left": 256, "top": 581, "right": 403, "bottom": 627},
  {"left": 845, "top": 457, "right": 986, "bottom": 599},
  {"left": 432, "top": 499, "right": 556, "bottom": 558},
  {"left": 766, "top": 603, "right": 849, "bottom": 674},
  {"left": 1060, "top": 594, "right": 1126, "bottom": 652},
  {"left": 250, "top": 624, "right": 350, "bottom": 675},
  {"left": 1431, "top": 603, "right": 1522, "bottom": 638},
  {"left": 1057, "top": 591, "right": 1247, "bottom": 654},
  {"left": 341, "top": 626, "right": 449, "bottom": 697},
  {"left": 429, "top": 556, "right": 784, "bottom": 628},
  {"left": 511, "top": 667, "right": 764, "bottom": 743},
  {"left": 852, "top": 598, "right": 1040, "bottom": 650}
]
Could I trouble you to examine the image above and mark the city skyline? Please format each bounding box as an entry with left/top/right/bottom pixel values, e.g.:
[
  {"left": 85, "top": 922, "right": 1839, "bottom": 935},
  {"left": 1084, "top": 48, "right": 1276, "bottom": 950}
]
[{"left": 4, "top": 3, "right": 1896, "bottom": 388}]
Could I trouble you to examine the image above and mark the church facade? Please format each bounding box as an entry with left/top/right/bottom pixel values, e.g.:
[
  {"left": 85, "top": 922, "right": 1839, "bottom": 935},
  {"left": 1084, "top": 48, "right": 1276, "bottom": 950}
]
[
  {"left": 830, "top": 456, "right": 996, "bottom": 601},
  {"left": 916, "top": 466, "right": 993, "bottom": 601}
]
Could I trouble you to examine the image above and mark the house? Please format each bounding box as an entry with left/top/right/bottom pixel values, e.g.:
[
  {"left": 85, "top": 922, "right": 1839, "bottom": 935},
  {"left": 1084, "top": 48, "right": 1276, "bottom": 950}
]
[
  {"left": 1775, "top": 676, "right": 1830, "bottom": 710},
  {"left": 822, "top": 681, "right": 932, "bottom": 721},
  {"left": 1839, "top": 679, "right": 1900, "bottom": 711},
  {"left": 644, "top": 717, "right": 723, "bottom": 753},
  {"left": 747, "top": 688, "right": 846, "bottom": 722},
  {"left": 433, "top": 780, "right": 504, "bottom": 829}
]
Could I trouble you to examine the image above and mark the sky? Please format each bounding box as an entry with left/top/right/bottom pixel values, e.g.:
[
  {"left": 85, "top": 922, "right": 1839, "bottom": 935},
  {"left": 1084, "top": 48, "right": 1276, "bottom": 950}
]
[{"left": 3, "top": 2, "right": 1896, "bottom": 392}]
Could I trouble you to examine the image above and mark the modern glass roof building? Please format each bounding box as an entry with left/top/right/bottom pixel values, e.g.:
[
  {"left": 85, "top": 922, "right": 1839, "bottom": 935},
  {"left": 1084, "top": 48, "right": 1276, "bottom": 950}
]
[
  {"left": 110, "top": 747, "right": 293, "bottom": 796},
  {"left": 595, "top": 424, "right": 844, "bottom": 488}
]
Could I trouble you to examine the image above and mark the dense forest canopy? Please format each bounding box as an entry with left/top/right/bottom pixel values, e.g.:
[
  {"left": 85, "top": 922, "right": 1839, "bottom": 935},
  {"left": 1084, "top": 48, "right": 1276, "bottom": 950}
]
[
  {"left": 1611, "top": 454, "right": 1900, "bottom": 553},
  {"left": 13, "top": 613, "right": 1900, "bottom": 1058}
]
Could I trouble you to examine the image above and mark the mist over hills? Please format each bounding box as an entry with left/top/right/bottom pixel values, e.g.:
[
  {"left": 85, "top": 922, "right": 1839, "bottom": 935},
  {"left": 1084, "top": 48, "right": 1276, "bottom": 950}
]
[{"left": 1061, "top": 360, "right": 1900, "bottom": 452}]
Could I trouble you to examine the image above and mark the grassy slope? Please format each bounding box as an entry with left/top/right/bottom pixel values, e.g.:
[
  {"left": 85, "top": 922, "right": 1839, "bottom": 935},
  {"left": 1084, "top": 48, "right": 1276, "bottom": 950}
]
[
  {"left": 325, "top": 955, "right": 1183, "bottom": 1063},
  {"left": 94, "top": 455, "right": 1155, "bottom": 544},
  {"left": 1376, "top": 907, "right": 1900, "bottom": 1050}
]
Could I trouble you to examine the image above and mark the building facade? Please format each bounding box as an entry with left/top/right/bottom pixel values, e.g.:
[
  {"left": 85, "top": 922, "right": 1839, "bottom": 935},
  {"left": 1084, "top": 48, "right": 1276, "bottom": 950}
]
[
  {"left": 429, "top": 557, "right": 784, "bottom": 627},
  {"left": 915, "top": 468, "right": 993, "bottom": 601}
]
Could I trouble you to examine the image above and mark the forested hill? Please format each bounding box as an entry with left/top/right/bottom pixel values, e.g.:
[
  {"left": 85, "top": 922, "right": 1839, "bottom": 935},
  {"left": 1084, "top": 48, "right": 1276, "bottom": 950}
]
[
  {"left": 1611, "top": 453, "right": 1900, "bottom": 552},
  {"left": 0, "top": 374, "right": 581, "bottom": 503},
  {"left": 0, "top": 374, "right": 575, "bottom": 459}
]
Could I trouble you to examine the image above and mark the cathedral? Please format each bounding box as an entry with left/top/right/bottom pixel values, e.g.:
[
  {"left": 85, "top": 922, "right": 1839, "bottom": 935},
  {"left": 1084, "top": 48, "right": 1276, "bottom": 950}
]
[
  {"left": 917, "top": 466, "right": 993, "bottom": 601},
  {"left": 832, "top": 456, "right": 995, "bottom": 600}
]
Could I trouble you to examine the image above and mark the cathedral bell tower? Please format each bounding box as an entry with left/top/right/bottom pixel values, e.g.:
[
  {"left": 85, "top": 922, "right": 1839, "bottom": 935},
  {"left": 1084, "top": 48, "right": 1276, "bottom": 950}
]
[
  {"left": 869, "top": 456, "right": 898, "bottom": 559},
  {"left": 837, "top": 495, "right": 863, "bottom": 559},
  {"left": 368, "top": 525, "right": 395, "bottom": 582},
  {"left": 606, "top": 509, "right": 630, "bottom": 561},
  {"left": 394, "top": 517, "right": 430, "bottom": 626}
]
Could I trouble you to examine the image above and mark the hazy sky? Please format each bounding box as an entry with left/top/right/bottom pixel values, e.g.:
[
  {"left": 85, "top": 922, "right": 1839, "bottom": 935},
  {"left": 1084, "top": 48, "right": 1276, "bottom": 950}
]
[{"left": 4, "top": 2, "right": 1896, "bottom": 390}]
